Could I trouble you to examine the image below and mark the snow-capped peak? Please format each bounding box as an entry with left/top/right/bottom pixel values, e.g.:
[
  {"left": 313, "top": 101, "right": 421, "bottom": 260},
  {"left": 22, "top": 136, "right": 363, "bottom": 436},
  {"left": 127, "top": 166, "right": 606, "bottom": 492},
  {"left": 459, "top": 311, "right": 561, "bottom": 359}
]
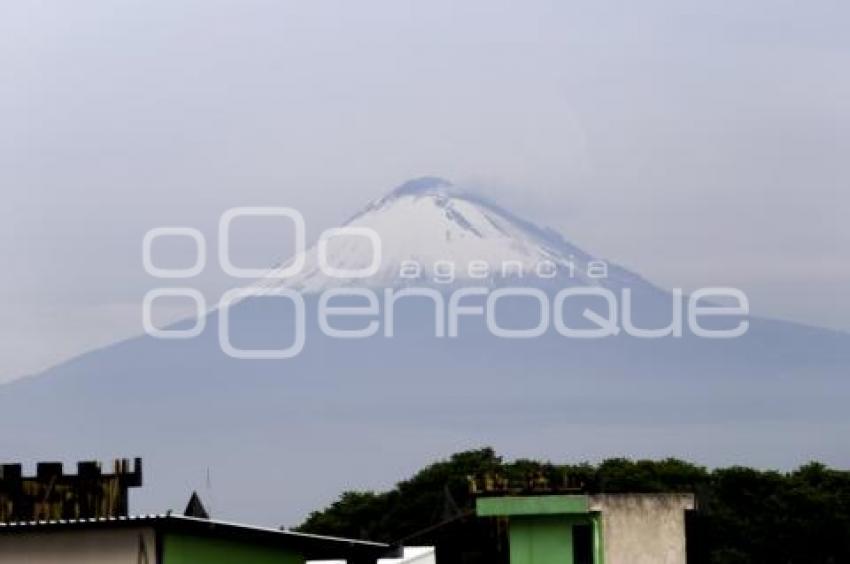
[
  {"left": 384, "top": 176, "right": 456, "bottom": 199},
  {"left": 262, "top": 178, "right": 628, "bottom": 293}
]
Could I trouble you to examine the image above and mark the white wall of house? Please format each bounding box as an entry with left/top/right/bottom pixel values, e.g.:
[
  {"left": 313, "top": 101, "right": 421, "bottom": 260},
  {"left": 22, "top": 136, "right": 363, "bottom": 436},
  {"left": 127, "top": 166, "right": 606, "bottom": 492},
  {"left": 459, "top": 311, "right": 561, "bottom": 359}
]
[
  {"left": 379, "top": 546, "right": 435, "bottom": 564},
  {"left": 590, "top": 494, "right": 694, "bottom": 564},
  {"left": 0, "top": 527, "right": 156, "bottom": 563},
  {"left": 308, "top": 546, "right": 436, "bottom": 564}
]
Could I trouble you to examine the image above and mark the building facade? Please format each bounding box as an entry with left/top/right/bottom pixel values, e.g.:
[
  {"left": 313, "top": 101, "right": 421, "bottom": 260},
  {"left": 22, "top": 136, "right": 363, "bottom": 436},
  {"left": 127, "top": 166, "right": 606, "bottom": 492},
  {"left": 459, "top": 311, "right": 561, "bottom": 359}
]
[
  {"left": 0, "top": 515, "right": 397, "bottom": 564},
  {"left": 477, "top": 493, "right": 694, "bottom": 564}
]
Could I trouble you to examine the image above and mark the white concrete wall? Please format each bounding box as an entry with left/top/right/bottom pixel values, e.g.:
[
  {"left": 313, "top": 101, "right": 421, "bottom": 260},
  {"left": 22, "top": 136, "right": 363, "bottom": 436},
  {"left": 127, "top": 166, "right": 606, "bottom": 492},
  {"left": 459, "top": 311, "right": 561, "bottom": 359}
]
[
  {"left": 589, "top": 494, "right": 694, "bottom": 564},
  {"left": 308, "top": 546, "right": 436, "bottom": 564},
  {"left": 0, "top": 527, "right": 156, "bottom": 563},
  {"left": 379, "top": 546, "right": 436, "bottom": 564}
]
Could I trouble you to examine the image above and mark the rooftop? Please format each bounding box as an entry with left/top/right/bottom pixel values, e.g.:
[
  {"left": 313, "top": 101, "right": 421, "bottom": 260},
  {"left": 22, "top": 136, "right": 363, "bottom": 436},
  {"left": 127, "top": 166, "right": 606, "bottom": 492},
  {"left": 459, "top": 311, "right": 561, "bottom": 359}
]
[{"left": 0, "top": 514, "right": 398, "bottom": 561}]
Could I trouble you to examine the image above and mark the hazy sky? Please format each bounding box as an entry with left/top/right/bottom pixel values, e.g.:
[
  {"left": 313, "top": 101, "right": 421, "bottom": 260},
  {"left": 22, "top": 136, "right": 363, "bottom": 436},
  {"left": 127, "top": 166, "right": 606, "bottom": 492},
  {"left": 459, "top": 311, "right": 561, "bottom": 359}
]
[{"left": 1, "top": 0, "right": 848, "bottom": 382}]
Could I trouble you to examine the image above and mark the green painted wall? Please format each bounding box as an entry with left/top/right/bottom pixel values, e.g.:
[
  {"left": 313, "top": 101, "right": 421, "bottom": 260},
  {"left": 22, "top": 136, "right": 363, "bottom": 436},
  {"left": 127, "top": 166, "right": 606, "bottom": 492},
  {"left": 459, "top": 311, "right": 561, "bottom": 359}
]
[
  {"left": 476, "top": 496, "right": 606, "bottom": 564},
  {"left": 162, "top": 533, "right": 304, "bottom": 564},
  {"left": 592, "top": 513, "right": 604, "bottom": 564},
  {"left": 509, "top": 516, "right": 574, "bottom": 564}
]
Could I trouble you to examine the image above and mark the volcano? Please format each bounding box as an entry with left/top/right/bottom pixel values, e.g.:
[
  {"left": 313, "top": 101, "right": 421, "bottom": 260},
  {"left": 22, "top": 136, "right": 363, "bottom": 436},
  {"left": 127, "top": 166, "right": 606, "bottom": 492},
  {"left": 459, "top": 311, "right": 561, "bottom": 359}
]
[
  {"left": 268, "top": 176, "right": 640, "bottom": 292},
  {"left": 1, "top": 178, "right": 848, "bottom": 526}
]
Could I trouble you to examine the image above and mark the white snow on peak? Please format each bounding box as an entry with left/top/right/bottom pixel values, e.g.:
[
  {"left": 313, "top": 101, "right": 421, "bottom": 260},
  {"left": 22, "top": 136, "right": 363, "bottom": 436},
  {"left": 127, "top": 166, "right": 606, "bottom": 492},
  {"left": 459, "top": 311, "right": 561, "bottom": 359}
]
[{"left": 260, "top": 178, "right": 623, "bottom": 293}]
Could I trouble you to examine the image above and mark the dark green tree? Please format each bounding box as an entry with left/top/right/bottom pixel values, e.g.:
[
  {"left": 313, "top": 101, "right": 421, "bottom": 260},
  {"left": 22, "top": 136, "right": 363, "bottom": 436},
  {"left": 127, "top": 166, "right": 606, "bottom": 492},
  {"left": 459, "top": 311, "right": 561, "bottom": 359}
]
[{"left": 297, "top": 449, "right": 850, "bottom": 563}]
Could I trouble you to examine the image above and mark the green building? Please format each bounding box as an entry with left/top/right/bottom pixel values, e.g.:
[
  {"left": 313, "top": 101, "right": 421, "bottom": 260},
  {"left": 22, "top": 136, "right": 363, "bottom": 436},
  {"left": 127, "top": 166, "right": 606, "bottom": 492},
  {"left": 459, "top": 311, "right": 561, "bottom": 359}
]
[{"left": 477, "top": 493, "right": 694, "bottom": 564}]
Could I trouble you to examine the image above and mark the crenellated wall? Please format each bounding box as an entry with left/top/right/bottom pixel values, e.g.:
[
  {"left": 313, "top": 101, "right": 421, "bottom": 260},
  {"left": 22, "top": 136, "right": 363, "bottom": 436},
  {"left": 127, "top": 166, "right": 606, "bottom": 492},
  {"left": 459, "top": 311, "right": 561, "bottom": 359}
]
[{"left": 0, "top": 458, "right": 142, "bottom": 522}]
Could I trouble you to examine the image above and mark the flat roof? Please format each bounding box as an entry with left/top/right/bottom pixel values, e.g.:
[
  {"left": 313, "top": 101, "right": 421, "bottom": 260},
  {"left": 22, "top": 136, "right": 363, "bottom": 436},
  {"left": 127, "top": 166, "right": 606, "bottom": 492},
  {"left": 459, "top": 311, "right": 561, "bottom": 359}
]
[
  {"left": 0, "top": 514, "right": 397, "bottom": 560},
  {"left": 477, "top": 494, "right": 590, "bottom": 517}
]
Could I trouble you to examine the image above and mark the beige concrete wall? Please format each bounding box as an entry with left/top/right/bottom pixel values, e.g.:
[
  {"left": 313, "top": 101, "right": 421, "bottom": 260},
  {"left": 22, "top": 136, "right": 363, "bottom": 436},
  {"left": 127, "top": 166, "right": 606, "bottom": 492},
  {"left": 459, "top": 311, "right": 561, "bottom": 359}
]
[
  {"left": 589, "top": 494, "right": 694, "bottom": 564},
  {"left": 0, "top": 526, "right": 155, "bottom": 563}
]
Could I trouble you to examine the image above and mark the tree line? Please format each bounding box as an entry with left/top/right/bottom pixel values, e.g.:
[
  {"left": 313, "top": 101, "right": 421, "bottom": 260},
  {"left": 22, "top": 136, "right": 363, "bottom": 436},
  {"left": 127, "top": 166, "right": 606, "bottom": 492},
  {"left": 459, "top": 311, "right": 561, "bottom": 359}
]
[{"left": 297, "top": 448, "right": 850, "bottom": 564}]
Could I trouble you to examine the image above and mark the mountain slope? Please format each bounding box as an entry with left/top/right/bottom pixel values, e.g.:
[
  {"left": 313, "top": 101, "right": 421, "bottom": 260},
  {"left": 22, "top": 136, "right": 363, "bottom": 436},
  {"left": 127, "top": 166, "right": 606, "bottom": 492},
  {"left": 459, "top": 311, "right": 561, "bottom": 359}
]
[{"left": 0, "top": 178, "right": 848, "bottom": 527}]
